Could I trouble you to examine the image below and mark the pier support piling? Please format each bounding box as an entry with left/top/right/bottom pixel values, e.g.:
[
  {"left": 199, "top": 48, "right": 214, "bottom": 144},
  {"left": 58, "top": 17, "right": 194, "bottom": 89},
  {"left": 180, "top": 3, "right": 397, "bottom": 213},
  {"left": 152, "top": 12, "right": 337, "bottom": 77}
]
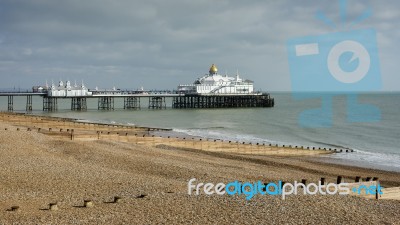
[
  {"left": 124, "top": 96, "right": 140, "bottom": 109},
  {"left": 172, "top": 94, "right": 274, "bottom": 109},
  {"left": 7, "top": 96, "right": 13, "bottom": 111},
  {"left": 43, "top": 97, "right": 58, "bottom": 111},
  {"left": 71, "top": 97, "right": 87, "bottom": 110},
  {"left": 98, "top": 97, "right": 114, "bottom": 110},
  {"left": 26, "top": 95, "right": 32, "bottom": 111},
  {"left": 148, "top": 97, "right": 166, "bottom": 109}
]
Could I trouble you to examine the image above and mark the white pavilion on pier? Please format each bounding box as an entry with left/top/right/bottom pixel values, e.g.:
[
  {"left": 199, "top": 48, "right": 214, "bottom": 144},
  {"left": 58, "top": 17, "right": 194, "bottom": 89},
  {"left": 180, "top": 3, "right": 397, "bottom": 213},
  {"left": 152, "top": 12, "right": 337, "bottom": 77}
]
[
  {"left": 177, "top": 64, "right": 254, "bottom": 95},
  {"left": 47, "top": 80, "right": 92, "bottom": 97}
]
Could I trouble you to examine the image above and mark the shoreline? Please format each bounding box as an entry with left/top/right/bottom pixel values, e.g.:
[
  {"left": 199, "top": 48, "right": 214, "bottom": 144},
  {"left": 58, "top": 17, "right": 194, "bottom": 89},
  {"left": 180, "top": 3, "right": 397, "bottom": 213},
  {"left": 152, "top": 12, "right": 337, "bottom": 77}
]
[
  {"left": 8, "top": 109, "right": 399, "bottom": 170},
  {"left": 0, "top": 112, "right": 333, "bottom": 157},
  {"left": 2, "top": 111, "right": 399, "bottom": 173},
  {"left": 1, "top": 111, "right": 400, "bottom": 179},
  {"left": 38, "top": 111, "right": 400, "bottom": 173}
]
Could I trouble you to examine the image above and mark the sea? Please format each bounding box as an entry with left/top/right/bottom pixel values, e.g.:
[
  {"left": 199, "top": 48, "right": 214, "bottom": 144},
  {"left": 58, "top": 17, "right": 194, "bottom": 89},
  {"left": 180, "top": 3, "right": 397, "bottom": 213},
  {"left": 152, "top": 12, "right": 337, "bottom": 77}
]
[{"left": 1, "top": 92, "right": 399, "bottom": 172}]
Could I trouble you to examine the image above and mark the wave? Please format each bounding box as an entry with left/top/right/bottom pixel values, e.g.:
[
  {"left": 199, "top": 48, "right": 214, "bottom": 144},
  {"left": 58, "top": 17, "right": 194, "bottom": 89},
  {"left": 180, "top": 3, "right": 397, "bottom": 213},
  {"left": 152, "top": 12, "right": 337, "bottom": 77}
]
[
  {"left": 173, "top": 127, "right": 400, "bottom": 172},
  {"left": 76, "top": 118, "right": 120, "bottom": 125},
  {"left": 325, "top": 148, "right": 400, "bottom": 172},
  {"left": 173, "top": 127, "right": 342, "bottom": 148},
  {"left": 312, "top": 141, "right": 353, "bottom": 150},
  {"left": 185, "top": 126, "right": 226, "bottom": 130},
  {"left": 173, "top": 128, "right": 286, "bottom": 145}
]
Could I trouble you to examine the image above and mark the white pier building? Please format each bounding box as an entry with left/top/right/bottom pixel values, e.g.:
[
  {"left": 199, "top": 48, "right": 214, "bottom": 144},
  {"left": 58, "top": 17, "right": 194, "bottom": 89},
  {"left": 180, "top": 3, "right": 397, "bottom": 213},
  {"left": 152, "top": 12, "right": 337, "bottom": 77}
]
[
  {"left": 177, "top": 64, "right": 254, "bottom": 95},
  {"left": 47, "top": 80, "right": 92, "bottom": 97}
]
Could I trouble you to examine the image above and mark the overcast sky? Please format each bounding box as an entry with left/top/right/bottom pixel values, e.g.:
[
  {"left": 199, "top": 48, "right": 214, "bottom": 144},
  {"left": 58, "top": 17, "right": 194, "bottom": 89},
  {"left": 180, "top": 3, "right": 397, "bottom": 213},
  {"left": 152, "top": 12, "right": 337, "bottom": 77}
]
[{"left": 0, "top": 0, "right": 398, "bottom": 91}]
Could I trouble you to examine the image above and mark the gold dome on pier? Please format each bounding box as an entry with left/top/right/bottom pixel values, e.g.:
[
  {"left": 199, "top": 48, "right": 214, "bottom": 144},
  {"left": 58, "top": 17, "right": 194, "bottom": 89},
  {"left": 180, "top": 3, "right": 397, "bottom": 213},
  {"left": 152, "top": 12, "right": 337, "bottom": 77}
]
[{"left": 209, "top": 64, "right": 218, "bottom": 74}]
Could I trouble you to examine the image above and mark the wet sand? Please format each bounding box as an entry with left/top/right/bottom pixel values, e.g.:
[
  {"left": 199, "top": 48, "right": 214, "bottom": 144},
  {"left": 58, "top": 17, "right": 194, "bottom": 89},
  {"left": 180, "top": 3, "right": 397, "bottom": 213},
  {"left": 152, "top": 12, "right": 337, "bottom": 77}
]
[{"left": 0, "top": 112, "right": 399, "bottom": 224}]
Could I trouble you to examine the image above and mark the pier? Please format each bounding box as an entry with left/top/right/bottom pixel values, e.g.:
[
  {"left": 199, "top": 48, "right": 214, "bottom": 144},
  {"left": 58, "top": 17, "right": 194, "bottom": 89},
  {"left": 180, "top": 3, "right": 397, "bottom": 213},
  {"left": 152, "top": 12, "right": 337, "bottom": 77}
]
[
  {"left": 0, "top": 64, "right": 276, "bottom": 111},
  {"left": 0, "top": 90, "right": 274, "bottom": 111}
]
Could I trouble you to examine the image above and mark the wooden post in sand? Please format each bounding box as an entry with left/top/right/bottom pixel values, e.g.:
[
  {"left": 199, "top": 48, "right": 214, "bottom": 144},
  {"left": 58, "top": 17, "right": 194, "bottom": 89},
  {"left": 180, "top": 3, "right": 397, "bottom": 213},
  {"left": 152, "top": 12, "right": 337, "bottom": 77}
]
[
  {"left": 374, "top": 178, "right": 380, "bottom": 200},
  {"left": 281, "top": 181, "right": 286, "bottom": 189},
  {"left": 141, "top": 134, "right": 146, "bottom": 145},
  {"left": 84, "top": 200, "right": 94, "bottom": 208},
  {"left": 113, "top": 196, "right": 122, "bottom": 203},
  {"left": 49, "top": 203, "right": 58, "bottom": 211},
  {"left": 337, "top": 176, "right": 343, "bottom": 184},
  {"left": 71, "top": 129, "right": 74, "bottom": 140},
  {"left": 256, "top": 143, "right": 260, "bottom": 155},
  {"left": 10, "top": 206, "right": 19, "bottom": 212}
]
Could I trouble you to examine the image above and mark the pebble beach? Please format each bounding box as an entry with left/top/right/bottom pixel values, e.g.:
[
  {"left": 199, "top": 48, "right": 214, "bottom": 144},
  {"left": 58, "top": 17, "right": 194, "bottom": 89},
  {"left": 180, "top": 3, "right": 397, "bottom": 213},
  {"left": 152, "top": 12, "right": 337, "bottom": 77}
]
[{"left": 0, "top": 113, "right": 399, "bottom": 224}]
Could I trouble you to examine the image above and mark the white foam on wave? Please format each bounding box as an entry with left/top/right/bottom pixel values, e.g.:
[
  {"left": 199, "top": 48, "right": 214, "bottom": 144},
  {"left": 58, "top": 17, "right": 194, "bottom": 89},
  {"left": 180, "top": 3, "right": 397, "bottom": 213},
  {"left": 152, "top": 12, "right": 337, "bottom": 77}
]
[
  {"left": 173, "top": 127, "right": 400, "bottom": 172},
  {"left": 77, "top": 118, "right": 133, "bottom": 127},
  {"left": 322, "top": 148, "right": 400, "bottom": 172},
  {"left": 173, "top": 128, "right": 287, "bottom": 145}
]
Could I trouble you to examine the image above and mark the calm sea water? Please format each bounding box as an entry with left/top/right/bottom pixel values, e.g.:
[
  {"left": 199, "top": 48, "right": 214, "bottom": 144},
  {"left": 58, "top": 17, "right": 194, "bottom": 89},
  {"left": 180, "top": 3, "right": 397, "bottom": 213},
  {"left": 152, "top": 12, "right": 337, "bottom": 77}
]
[{"left": 1, "top": 93, "right": 399, "bottom": 172}]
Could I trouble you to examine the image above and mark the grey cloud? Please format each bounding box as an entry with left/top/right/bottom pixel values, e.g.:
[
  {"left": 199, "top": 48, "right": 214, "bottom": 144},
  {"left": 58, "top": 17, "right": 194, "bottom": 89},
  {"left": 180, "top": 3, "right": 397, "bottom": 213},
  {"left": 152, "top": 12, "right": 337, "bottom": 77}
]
[{"left": 0, "top": 0, "right": 399, "bottom": 91}]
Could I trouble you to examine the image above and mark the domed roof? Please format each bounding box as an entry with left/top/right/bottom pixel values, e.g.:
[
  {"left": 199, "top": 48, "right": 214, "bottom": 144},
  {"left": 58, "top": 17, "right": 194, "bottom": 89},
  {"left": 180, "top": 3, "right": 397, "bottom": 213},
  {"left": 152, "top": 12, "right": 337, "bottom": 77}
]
[{"left": 209, "top": 64, "right": 218, "bottom": 74}]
